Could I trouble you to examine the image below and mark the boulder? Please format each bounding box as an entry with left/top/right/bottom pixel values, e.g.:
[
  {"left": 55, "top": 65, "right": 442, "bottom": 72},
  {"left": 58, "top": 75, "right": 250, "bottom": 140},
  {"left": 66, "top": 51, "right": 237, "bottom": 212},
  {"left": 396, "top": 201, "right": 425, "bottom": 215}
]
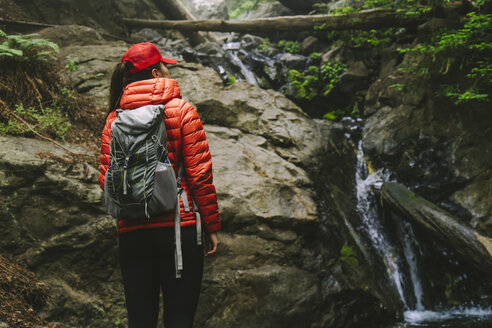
[
  {"left": 240, "top": 34, "right": 264, "bottom": 51},
  {"left": 277, "top": 53, "right": 307, "bottom": 71},
  {"left": 362, "top": 52, "right": 492, "bottom": 237},
  {"left": 302, "top": 36, "right": 319, "bottom": 55},
  {"left": 37, "top": 25, "right": 104, "bottom": 47},
  {"left": 60, "top": 42, "right": 130, "bottom": 108},
  {"left": 338, "top": 60, "right": 371, "bottom": 93},
  {"left": 239, "top": 1, "right": 294, "bottom": 19}
]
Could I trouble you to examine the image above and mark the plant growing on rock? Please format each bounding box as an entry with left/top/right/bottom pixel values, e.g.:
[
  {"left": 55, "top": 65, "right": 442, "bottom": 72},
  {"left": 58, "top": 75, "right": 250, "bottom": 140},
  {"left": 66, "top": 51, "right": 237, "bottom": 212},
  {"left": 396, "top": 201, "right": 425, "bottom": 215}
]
[
  {"left": 0, "top": 103, "right": 71, "bottom": 140},
  {"left": 0, "top": 30, "right": 75, "bottom": 141},
  {"left": 278, "top": 40, "right": 302, "bottom": 54},
  {"left": 397, "top": 11, "right": 492, "bottom": 104},
  {"left": 0, "top": 29, "right": 59, "bottom": 61},
  {"left": 286, "top": 60, "right": 346, "bottom": 100},
  {"left": 339, "top": 244, "right": 359, "bottom": 266}
]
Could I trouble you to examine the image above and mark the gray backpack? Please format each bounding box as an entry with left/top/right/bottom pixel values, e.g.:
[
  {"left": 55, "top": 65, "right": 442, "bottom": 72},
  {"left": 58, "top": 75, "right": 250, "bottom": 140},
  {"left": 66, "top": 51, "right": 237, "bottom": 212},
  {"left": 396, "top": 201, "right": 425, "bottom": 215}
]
[
  {"left": 104, "top": 104, "right": 202, "bottom": 278},
  {"left": 104, "top": 104, "right": 177, "bottom": 221}
]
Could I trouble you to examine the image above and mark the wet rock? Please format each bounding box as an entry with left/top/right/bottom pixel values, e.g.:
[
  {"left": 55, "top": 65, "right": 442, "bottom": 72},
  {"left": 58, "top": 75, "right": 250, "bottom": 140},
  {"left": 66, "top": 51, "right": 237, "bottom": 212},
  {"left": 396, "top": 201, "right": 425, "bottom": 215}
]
[
  {"left": 302, "top": 36, "right": 319, "bottom": 55},
  {"left": 362, "top": 52, "right": 492, "bottom": 237},
  {"left": 240, "top": 34, "right": 264, "bottom": 51},
  {"left": 322, "top": 46, "right": 356, "bottom": 65},
  {"left": 130, "top": 28, "right": 164, "bottom": 42},
  {"left": 277, "top": 53, "right": 307, "bottom": 71},
  {"left": 338, "top": 60, "right": 371, "bottom": 93},
  {"left": 158, "top": 38, "right": 192, "bottom": 55}
]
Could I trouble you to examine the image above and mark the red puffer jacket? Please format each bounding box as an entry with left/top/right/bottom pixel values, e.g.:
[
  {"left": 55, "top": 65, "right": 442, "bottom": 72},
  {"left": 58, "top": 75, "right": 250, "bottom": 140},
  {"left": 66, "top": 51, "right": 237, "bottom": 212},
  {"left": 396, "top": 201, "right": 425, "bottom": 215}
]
[{"left": 99, "top": 77, "right": 221, "bottom": 234}]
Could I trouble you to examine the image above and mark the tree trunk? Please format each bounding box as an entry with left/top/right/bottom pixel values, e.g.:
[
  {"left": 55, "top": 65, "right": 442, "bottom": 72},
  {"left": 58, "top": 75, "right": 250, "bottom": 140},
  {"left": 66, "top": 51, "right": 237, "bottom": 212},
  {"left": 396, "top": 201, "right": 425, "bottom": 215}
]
[
  {"left": 150, "top": 0, "right": 217, "bottom": 45},
  {"left": 122, "top": 8, "right": 423, "bottom": 35},
  {"left": 380, "top": 182, "right": 492, "bottom": 274}
]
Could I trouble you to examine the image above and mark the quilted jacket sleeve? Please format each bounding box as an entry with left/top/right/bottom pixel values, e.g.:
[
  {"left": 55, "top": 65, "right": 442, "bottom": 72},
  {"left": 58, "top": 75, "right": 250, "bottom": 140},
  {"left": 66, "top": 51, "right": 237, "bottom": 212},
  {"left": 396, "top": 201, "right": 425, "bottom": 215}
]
[
  {"left": 98, "top": 112, "right": 115, "bottom": 190},
  {"left": 180, "top": 101, "right": 221, "bottom": 233}
]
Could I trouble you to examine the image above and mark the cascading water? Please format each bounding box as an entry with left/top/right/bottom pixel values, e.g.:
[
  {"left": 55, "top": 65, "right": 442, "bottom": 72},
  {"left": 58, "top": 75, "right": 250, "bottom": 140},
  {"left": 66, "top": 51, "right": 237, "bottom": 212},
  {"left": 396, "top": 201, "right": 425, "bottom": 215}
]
[
  {"left": 354, "top": 141, "right": 492, "bottom": 327},
  {"left": 355, "top": 141, "right": 411, "bottom": 309},
  {"left": 222, "top": 42, "right": 259, "bottom": 86}
]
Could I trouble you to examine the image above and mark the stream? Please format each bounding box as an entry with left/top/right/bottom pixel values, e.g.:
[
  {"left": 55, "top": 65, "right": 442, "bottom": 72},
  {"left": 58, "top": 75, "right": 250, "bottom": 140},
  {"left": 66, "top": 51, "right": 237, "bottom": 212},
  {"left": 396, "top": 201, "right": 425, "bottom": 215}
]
[{"left": 355, "top": 142, "right": 492, "bottom": 327}]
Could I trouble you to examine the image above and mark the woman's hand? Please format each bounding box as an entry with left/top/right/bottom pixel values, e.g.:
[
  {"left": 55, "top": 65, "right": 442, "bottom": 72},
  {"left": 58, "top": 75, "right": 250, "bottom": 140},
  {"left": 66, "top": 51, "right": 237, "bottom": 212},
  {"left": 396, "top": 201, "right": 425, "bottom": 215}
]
[{"left": 205, "top": 232, "right": 219, "bottom": 257}]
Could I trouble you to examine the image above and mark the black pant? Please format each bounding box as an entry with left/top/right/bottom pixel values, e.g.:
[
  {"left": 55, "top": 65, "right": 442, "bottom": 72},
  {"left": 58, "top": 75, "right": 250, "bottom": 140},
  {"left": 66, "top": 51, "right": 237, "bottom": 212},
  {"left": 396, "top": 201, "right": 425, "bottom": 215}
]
[{"left": 118, "top": 226, "right": 204, "bottom": 328}]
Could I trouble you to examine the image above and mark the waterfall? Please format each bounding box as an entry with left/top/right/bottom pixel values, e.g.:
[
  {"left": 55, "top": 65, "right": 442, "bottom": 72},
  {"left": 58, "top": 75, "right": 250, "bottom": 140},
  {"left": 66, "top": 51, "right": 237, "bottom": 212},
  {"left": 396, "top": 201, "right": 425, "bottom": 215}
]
[
  {"left": 355, "top": 141, "right": 411, "bottom": 308},
  {"left": 223, "top": 42, "right": 259, "bottom": 86},
  {"left": 397, "top": 219, "right": 424, "bottom": 310},
  {"left": 355, "top": 141, "right": 492, "bottom": 326}
]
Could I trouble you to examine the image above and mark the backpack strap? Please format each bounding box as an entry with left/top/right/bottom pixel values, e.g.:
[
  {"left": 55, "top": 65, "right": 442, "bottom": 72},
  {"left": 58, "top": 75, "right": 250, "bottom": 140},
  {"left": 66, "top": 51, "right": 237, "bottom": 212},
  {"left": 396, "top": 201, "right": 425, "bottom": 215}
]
[
  {"left": 174, "top": 160, "right": 185, "bottom": 279},
  {"left": 193, "top": 199, "right": 203, "bottom": 246},
  {"left": 173, "top": 160, "right": 205, "bottom": 278}
]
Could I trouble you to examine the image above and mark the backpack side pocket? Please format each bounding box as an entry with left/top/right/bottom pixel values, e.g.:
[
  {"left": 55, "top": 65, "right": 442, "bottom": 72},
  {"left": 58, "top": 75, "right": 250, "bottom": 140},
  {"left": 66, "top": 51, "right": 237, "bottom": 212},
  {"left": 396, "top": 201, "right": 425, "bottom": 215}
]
[{"left": 148, "top": 161, "right": 178, "bottom": 217}]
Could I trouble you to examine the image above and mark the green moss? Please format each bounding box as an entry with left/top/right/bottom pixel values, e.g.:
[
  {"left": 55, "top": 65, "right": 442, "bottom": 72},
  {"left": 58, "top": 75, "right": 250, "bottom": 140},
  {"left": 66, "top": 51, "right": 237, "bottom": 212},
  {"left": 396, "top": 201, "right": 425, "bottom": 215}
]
[
  {"left": 225, "top": 75, "right": 236, "bottom": 86},
  {"left": 340, "top": 244, "right": 359, "bottom": 266},
  {"left": 278, "top": 40, "right": 302, "bottom": 54}
]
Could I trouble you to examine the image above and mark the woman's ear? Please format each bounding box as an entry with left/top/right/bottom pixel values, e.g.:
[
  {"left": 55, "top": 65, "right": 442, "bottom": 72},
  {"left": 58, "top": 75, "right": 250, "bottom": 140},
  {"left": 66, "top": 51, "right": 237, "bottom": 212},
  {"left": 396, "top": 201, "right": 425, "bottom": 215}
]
[{"left": 152, "top": 68, "right": 161, "bottom": 78}]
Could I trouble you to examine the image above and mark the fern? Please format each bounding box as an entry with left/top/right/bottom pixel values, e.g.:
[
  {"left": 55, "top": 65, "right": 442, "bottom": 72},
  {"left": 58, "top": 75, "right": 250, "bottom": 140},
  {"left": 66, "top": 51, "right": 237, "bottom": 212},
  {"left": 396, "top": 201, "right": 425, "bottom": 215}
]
[{"left": 0, "top": 29, "right": 59, "bottom": 61}]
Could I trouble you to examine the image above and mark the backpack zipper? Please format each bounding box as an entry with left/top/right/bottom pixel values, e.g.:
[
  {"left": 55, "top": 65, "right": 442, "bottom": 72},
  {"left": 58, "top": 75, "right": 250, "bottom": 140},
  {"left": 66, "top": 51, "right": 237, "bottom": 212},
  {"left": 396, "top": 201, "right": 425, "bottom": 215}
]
[{"left": 123, "top": 156, "right": 129, "bottom": 195}]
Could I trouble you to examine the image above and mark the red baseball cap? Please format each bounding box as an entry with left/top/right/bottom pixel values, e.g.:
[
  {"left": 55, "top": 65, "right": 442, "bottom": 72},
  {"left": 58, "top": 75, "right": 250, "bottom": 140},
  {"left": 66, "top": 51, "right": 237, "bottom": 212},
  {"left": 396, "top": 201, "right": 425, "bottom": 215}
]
[{"left": 121, "top": 42, "right": 177, "bottom": 74}]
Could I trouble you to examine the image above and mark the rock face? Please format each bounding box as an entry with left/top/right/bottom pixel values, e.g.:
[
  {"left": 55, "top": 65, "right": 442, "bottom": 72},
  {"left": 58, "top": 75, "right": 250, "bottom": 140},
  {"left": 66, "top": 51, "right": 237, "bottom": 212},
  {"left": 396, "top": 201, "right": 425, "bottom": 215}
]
[
  {"left": 181, "top": 0, "right": 229, "bottom": 20},
  {"left": 362, "top": 50, "right": 492, "bottom": 237},
  {"left": 0, "top": 39, "right": 398, "bottom": 328},
  {"left": 277, "top": 0, "right": 319, "bottom": 14},
  {"left": 361, "top": 47, "right": 492, "bottom": 308},
  {"left": 9, "top": 0, "right": 165, "bottom": 35}
]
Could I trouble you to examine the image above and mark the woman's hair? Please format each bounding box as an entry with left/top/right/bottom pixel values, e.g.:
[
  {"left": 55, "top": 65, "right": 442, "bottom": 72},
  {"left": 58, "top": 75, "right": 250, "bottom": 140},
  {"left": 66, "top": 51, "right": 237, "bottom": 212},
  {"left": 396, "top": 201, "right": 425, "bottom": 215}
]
[{"left": 108, "top": 61, "right": 162, "bottom": 114}]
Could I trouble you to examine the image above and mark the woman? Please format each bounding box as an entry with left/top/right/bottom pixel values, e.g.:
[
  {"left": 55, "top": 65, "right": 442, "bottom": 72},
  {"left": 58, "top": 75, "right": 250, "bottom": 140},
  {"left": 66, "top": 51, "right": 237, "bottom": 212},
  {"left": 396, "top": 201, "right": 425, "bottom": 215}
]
[{"left": 98, "top": 42, "right": 221, "bottom": 328}]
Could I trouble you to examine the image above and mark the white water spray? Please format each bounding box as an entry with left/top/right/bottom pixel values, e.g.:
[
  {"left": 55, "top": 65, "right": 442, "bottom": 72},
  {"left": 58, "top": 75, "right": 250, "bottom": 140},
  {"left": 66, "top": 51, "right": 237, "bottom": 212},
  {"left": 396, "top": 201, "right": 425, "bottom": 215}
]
[
  {"left": 355, "top": 141, "right": 409, "bottom": 308},
  {"left": 355, "top": 141, "right": 492, "bottom": 325}
]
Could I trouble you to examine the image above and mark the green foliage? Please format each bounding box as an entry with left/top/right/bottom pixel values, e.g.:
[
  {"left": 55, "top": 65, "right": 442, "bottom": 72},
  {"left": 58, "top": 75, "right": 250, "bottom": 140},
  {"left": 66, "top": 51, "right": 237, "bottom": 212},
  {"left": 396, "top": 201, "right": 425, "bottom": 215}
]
[
  {"left": 225, "top": 75, "right": 237, "bottom": 86},
  {"left": 397, "top": 12, "right": 492, "bottom": 104},
  {"left": 259, "top": 37, "right": 270, "bottom": 52},
  {"left": 323, "top": 102, "right": 360, "bottom": 121},
  {"left": 324, "top": 27, "right": 398, "bottom": 50},
  {"left": 286, "top": 60, "right": 346, "bottom": 101},
  {"left": 278, "top": 40, "right": 301, "bottom": 54},
  {"left": 339, "top": 244, "right": 359, "bottom": 266},
  {"left": 0, "top": 29, "right": 59, "bottom": 61},
  {"left": 65, "top": 56, "right": 80, "bottom": 72},
  {"left": 0, "top": 103, "right": 71, "bottom": 140},
  {"left": 61, "top": 87, "right": 74, "bottom": 99},
  {"left": 309, "top": 52, "right": 321, "bottom": 60}
]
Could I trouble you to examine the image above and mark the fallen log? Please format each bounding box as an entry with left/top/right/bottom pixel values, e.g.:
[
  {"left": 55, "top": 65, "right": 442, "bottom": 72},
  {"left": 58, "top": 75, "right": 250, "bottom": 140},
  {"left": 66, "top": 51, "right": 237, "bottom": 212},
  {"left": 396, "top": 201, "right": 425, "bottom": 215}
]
[
  {"left": 122, "top": 8, "right": 423, "bottom": 34},
  {"left": 380, "top": 182, "right": 492, "bottom": 273}
]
